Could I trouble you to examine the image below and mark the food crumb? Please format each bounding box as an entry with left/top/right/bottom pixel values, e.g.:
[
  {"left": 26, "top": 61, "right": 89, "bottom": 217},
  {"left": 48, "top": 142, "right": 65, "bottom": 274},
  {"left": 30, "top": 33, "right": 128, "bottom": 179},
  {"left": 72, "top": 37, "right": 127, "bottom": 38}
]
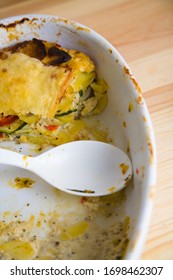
[{"left": 8, "top": 177, "right": 35, "bottom": 189}]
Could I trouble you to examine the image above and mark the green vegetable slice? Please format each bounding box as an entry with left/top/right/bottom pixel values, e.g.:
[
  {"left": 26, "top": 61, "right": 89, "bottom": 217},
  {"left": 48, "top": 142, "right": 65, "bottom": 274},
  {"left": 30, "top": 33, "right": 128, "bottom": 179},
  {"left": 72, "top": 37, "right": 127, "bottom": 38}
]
[
  {"left": 55, "top": 109, "right": 77, "bottom": 117},
  {"left": 0, "top": 120, "right": 26, "bottom": 134}
]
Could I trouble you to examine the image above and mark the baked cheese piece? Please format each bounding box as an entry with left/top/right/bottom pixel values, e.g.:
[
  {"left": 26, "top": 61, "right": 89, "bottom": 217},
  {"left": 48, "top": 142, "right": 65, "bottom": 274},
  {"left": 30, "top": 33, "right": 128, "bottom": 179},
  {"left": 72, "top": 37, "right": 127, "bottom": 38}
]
[
  {"left": 0, "top": 52, "right": 74, "bottom": 118},
  {"left": 0, "top": 39, "right": 108, "bottom": 146}
]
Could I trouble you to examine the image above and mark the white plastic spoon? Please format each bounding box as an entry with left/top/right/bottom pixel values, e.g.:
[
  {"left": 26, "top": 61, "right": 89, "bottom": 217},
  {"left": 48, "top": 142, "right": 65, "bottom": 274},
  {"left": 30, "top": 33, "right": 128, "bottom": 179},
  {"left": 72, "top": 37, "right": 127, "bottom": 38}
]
[{"left": 0, "top": 140, "right": 132, "bottom": 196}]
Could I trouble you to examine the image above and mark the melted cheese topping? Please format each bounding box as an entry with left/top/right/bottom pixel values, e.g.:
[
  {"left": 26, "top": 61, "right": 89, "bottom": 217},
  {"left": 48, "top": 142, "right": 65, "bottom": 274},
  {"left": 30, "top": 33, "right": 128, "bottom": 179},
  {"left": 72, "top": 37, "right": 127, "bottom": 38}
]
[
  {"left": 0, "top": 49, "right": 95, "bottom": 118},
  {"left": 0, "top": 53, "right": 72, "bottom": 118}
]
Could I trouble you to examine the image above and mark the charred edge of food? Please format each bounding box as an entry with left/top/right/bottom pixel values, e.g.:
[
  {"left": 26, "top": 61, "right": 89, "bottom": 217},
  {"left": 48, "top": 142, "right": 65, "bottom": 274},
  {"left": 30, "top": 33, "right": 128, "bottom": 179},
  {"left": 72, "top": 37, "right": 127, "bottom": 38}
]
[
  {"left": 67, "top": 189, "right": 95, "bottom": 193},
  {"left": 2, "top": 38, "right": 71, "bottom": 65},
  {"left": 47, "top": 47, "right": 71, "bottom": 65},
  {"left": 3, "top": 38, "right": 47, "bottom": 60},
  {"left": 0, "top": 18, "right": 30, "bottom": 29},
  {"left": 48, "top": 46, "right": 68, "bottom": 57}
]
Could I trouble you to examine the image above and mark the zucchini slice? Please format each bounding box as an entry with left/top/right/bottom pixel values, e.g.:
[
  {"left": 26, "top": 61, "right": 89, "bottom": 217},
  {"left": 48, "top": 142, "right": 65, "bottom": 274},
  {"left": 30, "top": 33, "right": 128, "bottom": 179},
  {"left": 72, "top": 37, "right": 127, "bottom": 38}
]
[{"left": 0, "top": 119, "right": 26, "bottom": 134}]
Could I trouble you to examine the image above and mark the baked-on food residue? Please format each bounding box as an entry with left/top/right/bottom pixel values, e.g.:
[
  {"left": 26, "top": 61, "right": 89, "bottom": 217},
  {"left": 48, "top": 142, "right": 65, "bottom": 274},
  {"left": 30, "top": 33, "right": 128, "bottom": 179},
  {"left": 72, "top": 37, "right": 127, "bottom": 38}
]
[
  {"left": 0, "top": 192, "right": 129, "bottom": 260},
  {"left": 8, "top": 177, "right": 35, "bottom": 189},
  {"left": 0, "top": 38, "right": 130, "bottom": 259}
]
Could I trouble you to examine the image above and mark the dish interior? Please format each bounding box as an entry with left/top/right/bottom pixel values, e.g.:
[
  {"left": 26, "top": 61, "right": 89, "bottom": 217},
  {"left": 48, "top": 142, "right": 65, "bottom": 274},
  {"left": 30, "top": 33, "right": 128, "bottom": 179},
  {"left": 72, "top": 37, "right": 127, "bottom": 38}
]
[{"left": 0, "top": 15, "right": 155, "bottom": 260}]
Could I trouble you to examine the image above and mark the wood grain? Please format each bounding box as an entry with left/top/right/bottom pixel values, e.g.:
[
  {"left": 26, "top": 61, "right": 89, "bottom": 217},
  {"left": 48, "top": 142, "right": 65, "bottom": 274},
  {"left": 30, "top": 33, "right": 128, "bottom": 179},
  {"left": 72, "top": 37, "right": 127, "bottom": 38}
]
[{"left": 0, "top": 0, "right": 173, "bottom": 259}]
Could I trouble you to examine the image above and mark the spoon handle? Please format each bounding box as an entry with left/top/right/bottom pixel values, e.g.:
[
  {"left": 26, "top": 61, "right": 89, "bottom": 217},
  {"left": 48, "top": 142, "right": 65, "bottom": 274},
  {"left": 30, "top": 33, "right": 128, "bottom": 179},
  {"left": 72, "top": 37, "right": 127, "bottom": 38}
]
[{"left": 0, "top": 148, "right": 33, "bottom": 170}]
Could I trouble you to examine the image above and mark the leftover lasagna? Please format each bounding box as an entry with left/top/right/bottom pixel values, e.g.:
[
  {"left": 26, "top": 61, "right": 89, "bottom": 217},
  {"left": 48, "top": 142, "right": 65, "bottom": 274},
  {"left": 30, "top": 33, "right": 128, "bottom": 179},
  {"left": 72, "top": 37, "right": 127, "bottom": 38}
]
[{"left": 0, "top": 38, "right": 108, "bottom": 146}]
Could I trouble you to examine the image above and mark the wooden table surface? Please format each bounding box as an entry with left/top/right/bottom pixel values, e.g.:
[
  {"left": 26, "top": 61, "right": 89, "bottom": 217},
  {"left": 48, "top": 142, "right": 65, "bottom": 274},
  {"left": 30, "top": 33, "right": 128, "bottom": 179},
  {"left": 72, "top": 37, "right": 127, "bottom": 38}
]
[{"left": 0, "top": 0, "right": 173, "bottom": 260}]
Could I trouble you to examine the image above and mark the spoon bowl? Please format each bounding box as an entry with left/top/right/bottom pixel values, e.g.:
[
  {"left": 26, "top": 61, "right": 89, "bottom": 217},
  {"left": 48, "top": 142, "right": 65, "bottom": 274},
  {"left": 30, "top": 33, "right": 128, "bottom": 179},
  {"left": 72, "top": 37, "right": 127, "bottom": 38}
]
[{"left": 0, "top": 141, "right": 132, "bottom": 196}]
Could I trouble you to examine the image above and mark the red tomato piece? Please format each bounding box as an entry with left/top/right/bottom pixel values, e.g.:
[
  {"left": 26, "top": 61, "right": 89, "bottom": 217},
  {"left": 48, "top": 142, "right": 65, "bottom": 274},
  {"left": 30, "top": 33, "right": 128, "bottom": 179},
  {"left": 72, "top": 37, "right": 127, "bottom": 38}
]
[
  {"left": 0, "top": 115, "right": 18, "bottom": 127},
  {"left": 45, "top": 124, "right": 58, "bottom": 131}
]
